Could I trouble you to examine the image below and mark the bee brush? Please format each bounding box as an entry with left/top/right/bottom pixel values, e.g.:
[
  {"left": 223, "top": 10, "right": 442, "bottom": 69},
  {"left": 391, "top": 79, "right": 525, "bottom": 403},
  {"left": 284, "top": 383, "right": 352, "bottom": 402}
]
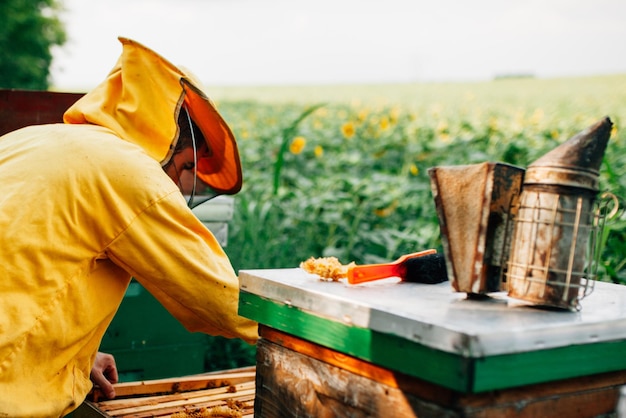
[{"left": 347, "top": 250, "right": 448, "bottom": 285}]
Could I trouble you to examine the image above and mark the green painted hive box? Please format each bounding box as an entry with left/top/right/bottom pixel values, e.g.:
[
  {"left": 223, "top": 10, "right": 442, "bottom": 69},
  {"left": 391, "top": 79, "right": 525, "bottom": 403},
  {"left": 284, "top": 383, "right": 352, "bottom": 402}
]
[{"left": 238, "top": 268, "right": 626, "bottom": 393}]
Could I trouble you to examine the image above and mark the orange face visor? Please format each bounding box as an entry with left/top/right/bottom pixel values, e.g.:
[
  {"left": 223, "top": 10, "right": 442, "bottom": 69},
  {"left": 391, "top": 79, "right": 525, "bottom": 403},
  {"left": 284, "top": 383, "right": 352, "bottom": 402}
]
[{"left": 181, "top": 80, "right": 242, "bottom": 196}]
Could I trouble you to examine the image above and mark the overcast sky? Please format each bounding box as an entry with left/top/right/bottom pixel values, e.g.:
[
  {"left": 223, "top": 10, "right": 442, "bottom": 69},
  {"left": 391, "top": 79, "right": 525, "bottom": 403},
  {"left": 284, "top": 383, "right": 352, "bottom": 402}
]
[{"left": 51, "top": 0, "right": 626, "bottom": 89}]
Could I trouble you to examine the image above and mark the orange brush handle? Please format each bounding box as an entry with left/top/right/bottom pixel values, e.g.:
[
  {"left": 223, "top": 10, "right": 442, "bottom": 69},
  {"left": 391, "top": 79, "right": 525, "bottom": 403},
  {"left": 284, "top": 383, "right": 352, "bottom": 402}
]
[{"left": 347, "top": 249, "right": 437, "bottom": 284}]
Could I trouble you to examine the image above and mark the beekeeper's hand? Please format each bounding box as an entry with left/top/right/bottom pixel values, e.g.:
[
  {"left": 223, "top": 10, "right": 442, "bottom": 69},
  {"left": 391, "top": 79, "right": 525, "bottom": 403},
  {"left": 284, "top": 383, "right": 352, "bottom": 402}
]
[{"left": 90, "top": 352, "right": 119, "bottom": 399}]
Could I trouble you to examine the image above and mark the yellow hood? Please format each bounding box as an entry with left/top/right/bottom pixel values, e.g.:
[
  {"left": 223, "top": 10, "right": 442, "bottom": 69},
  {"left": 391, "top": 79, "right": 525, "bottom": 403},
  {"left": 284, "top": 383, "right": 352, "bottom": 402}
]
[{"left": 64, "top": 37, "right": 242, "bottom": 195}]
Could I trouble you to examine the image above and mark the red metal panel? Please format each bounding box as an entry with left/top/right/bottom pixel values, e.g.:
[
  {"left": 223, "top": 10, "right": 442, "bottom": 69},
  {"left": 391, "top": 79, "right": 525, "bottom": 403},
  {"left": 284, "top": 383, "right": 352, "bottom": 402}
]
[{"left": 0, "top": 89, "right": 84, "bottom": 136}]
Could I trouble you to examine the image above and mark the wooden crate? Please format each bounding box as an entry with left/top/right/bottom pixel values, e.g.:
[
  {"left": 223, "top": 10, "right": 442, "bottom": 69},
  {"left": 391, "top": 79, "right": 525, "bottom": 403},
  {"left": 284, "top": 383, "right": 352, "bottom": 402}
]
[
  {"left": 0, "top": 89, "right": 83, "bottom": 136},
  {"left": 256, "top": 326, "right": 626, "bottom": 417},
  {"left": 73, "top": 367, "right": 255, "bottom": 418}
]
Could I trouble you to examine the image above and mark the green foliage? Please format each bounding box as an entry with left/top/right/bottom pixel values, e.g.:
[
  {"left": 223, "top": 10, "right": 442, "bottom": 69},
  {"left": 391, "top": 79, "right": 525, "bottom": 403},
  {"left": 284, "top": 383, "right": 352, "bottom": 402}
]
[
  {"left": 0, "top": 0, "right": 67, "bottom": 90},
  {"left": 272, "top": 103, "right": 325, "bottom": 195},
  {"left": 204, "top": 336, "right": 256, "bottom": 371},
  {"left": 217, "top": 75, "right": 626, "bottom": 284}
]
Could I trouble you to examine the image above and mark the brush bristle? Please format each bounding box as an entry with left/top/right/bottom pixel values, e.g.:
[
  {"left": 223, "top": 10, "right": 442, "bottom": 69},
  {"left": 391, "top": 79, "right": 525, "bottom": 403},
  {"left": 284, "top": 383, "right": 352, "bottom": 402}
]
[{"left": 403, "top": 253, "right": 448, "bottom": 284}]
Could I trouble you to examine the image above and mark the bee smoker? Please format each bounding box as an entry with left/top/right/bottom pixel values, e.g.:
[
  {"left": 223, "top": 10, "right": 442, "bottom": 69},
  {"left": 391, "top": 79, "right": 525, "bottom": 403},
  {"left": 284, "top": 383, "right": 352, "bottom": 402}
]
[
  {"left": 506, "top": 117, "right": 613, "bottom": 310},
  {"left": 429, "top": 162, "right": 525, "bottom": 295}
]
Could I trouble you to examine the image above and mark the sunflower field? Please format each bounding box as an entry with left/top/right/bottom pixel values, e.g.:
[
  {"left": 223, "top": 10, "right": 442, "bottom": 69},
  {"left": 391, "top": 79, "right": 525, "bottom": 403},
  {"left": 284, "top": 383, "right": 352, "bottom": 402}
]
[{"left": 212, "top": 74, "right": 626, "bottom": 285}]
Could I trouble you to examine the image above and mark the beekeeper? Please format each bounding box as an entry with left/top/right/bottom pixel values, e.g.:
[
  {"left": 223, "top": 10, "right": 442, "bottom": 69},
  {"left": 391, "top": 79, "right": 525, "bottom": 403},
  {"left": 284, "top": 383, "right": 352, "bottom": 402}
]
[{"left": 0, "top": 37, "right": 258, "bottom": 417}]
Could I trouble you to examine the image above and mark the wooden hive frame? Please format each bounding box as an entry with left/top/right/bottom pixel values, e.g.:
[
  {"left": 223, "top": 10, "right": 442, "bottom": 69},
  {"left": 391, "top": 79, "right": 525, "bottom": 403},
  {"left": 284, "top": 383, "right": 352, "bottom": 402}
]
[{"left": 73, "top": 366, "right": 256, "bottom": 418}]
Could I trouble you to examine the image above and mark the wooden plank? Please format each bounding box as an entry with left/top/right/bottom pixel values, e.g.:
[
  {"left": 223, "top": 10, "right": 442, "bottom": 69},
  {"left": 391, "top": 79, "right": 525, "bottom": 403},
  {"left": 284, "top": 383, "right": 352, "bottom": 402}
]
[
  {"left": 77, "top": 396, "right": 255, "bottom": 418},
  {"left": 114, "top": 395, "right": 255, "bottom": 418},
  {"left": 259, "top": 325, "right": 454, "bottom": 405},
  {"left": 0, "top": 89, "right": 83, "bottom": 136},
  {"left": 455, "top": 377, "right": 623, "bottom": 418},
  {"left": 258, "top": 327, "right": 626, "bottom": 417},
  {"left": 76, "top": 368, "right": 256, "bottom": 418},
  {"left": 104, "top": 386, "right": 255, "bottom": 416},
  {"left": 255, "top": 337, "right": 427, "bottom": 417},
  {"left": 97, "top": 381, "right": 254, "bottom": 412},
  {"left": 89, "top": 369, "right": 255, "bottom": 401}
]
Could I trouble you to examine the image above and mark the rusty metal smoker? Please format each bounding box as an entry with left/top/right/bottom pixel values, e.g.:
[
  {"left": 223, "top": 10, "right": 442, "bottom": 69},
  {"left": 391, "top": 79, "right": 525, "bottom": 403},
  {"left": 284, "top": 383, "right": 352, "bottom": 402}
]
[
  {"left": 506, "top": 117, "right": 613, "bottom": 310},
  {"left": 429, "top": 162, "right": 524, "bottom": 295}
]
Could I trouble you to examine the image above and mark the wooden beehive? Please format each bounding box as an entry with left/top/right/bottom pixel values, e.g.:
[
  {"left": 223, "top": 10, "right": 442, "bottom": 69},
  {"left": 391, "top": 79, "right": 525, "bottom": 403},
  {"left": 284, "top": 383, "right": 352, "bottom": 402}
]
[{"left": 73, "top": 367, "right": 256, "bottom": 418}]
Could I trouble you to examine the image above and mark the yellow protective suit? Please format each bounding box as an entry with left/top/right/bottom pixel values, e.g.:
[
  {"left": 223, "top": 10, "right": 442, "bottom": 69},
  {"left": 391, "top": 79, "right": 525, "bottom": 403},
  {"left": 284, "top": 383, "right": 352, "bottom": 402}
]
[{"left": 0, "top": 38, "right": 258, "bottom": 417}]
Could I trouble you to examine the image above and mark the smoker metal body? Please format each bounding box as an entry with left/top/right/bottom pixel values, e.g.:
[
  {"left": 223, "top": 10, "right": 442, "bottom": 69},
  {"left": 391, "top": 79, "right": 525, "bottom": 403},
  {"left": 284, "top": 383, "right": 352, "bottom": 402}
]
[
  {"left": 506, "top": 188, "right": 597, "bottom": 309},
  {"left": 507, "top": 117, "right": 613, "bottom": 310},
  {"left": 429, "top": 162, "right": 524, "bottom": 294}
]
